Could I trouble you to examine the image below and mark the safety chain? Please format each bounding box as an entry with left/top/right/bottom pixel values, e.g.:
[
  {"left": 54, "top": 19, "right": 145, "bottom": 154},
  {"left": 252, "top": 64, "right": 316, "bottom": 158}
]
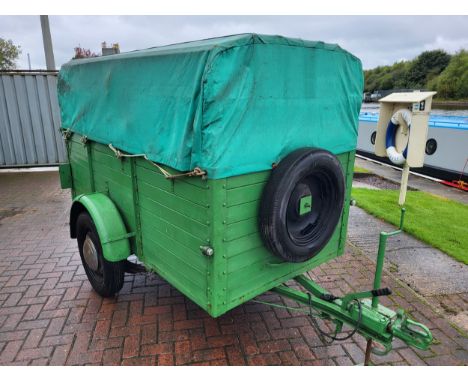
[{"left": 108, "top": 143, "right": 206, "bottom": 180}]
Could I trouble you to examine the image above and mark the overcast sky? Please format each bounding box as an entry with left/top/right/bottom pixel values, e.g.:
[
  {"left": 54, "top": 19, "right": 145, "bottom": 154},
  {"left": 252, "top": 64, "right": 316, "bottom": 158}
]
[{"left": 1, "top": 15, "right": 468, "bottom": 70}]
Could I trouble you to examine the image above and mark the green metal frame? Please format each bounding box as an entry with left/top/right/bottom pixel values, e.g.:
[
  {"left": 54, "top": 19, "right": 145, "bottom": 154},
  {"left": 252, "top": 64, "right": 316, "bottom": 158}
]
[
  {"left": 70, "top": 193, "right": 133, "bottom": 262},
  {"left": 271, "top": 208, "right": 432, "bottom": 356}
]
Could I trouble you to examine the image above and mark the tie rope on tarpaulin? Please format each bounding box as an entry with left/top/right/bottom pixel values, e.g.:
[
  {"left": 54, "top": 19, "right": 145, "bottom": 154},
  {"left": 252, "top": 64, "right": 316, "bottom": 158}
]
[{"left": 108, "top": 143, "right": 207, "bottom": 180}]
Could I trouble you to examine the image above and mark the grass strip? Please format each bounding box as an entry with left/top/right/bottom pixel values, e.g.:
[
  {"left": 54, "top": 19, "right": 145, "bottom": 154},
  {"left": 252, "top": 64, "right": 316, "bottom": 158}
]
[{"left": 352, "top": 188, "right": 468, "bottom": 265}]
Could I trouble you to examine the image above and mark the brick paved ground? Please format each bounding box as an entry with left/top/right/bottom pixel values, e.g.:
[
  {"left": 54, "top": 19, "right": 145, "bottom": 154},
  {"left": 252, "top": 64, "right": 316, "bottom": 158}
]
[{"left": 0, "top": 171, "right": 467, "bottom": 366}]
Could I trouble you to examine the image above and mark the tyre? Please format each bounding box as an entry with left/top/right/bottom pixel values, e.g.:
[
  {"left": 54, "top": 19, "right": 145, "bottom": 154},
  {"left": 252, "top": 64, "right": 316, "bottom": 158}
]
[
  {"left": 259, "top": 148, "right": 345, "bottom": 263},
  {"left": 76, "top": 212, "right": 125, "bottom": 297}
]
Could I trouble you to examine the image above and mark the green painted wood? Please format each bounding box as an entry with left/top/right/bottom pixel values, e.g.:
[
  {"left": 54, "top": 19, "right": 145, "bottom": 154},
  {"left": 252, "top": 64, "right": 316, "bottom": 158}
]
[
  {"left": 224, "top": 217, "right": 258, "bottom": 242},
  {"left": 69, "top": 139, "right": 91, "bottom": 195},
  {"left": 226, "top": 200, "right": 259, "bottom": 224},
  {"left": 206, "top": 179, "right": 228, "bottom": 317},
  {"left": 141, "top": 236, "right": 208, "bottom": 307},
  {"left": 130, "top": 157, "right": 144, "bottom": 259},
  {"left": 66, "top": 134, "right": 355, "bottom": 318},
  {"left": 217, "top": 151, "right": 354, "bottom": 315},
  {"left": 136, "top": 161, "right": 209, "bottom": 206},
  {"left": 338, "top": 151, "right": 355, "bottom": 254},
  {"left": 92, "top": 147, "right": 132, "bottom": 176},
  {"left": 226, "top": 182, "right": 266, "bottom": 206},
  {"left": 140, "top": 214, "right": 208, "bottom": 273},
  {"left": 138, "top": 196, "right": 209, "bottom": 240},
  {"left": 226, "top": 171, "right": 270, "bottom": 189},
  {"left": 139, "top": 206, "right": 207, "bottom": 252},
  {"left": 224, "top": 249, "right": 338, "bottom": 314},
  {"left": 136, "top": 155, "right": 209, "bottom": 189},
  {"left": 138, "top": 181, "right": 209, "bottom": 224},
  {"left": 92, "top": 171, "right": 135, "bottom": 224}
]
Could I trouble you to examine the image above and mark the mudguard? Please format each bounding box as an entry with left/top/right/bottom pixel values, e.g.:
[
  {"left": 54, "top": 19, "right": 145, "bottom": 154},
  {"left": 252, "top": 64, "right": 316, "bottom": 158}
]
[{"left": 70, "top": 193, "right": 131, "bottom": 262}]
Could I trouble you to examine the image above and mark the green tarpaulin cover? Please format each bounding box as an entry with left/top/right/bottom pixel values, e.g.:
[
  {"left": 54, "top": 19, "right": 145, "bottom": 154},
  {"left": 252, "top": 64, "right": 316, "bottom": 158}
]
[{"left": 58, "top": 33, "right": 363, "bottom": 179}]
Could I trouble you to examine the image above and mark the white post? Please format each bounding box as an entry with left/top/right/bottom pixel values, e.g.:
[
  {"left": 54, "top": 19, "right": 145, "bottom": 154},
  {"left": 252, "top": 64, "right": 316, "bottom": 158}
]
[{"left": 399, "top": 163, "right": 410, "bottom": 206}]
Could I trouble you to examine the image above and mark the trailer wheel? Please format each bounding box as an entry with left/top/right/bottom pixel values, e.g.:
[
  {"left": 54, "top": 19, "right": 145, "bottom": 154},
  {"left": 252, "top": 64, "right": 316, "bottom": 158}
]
[
  {"left": 76, "top": 212, "right": 125, "bottom": 297},
  {"left": 259, "top": 148, "right": 345, "bottom": 263}
]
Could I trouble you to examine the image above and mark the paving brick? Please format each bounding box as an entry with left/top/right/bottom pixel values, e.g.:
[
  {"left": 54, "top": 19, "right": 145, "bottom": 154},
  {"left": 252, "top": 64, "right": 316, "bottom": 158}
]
[
  {"left": 334, "top": 355, "right": 354, "bottom": 365},
  {"left": 23, "top": 328, "right": 45, "bottom": 349},
  {"left": 30, "top": 357, "right": 49, "bottom": 365},
  {"left": 15, "top": 346, "right": 53, "bottom": 362},
  {"left": 16, "top": 319, "right": 50, "bottom": 331},
  {"left": 278, "top": 350, "right": 301, "bottom": 365},
  {"left": 140, "top": 342, "right": 172, "bottom": 356},
  {"left": 157, "top": 353, "right": 174, "bottom": 365},
  {"left": 247, "top": 352, "right": 281, "bottom": 365},
  {"left": 226, "top": 344, "right": 246, "bottom": 365},
  {"left": 0, "top": 171, "right": 466, "bottom": 366},
  {"left": 343, "top": 342, "right": 364, "bottom": 364},
  {"left": 40, "top": 334, "right": 74, "bottom": 347},
  {"left": 0, "top": 340, "right": 23, "bottom": 364},
  {"left": 258, "top": 339, "right": 291, "bottom": 353},
  {"left": 290, "top": 339, "right": 317, "bottom": 361},
  {"left": 2, "top": 293, "right": 22, "bottom": 308},
  {"left": 123, "top": 335, "right": 140, "bottom": 358},
  {"left": 22, "top": 304, "right": 43, "bottom": 321},
  {"left": 89, "top": 336, "right": 124, "bottom": 351},
  {"left": 45, "top": 316, "right": 66, "bottom": 336},
  {"left": 121, "top": 356, "right": 155, "bottom": 366},
  {"left": 102, "top": 348, "right": 122, "bottom": 365},
  {"left": 0, "top": 330, "right": 28, "bottom": 342},
  {"left": 93, "top": 319, "right": 111, "bottom": 339},
  {"left": 397, "top": 348, "right": 427, "bottom": 366},
  {"left": 49, "top": 343, "right": 72, "bottom": 366},
  {"left": 270, "top": 327, "right": 301, "bottom": 340},
  {"left": 192, "top": 348, "right": 226, "bottom": 363},
  {"left": 424, "top": 354, "right": 464, "bottom": 366}
]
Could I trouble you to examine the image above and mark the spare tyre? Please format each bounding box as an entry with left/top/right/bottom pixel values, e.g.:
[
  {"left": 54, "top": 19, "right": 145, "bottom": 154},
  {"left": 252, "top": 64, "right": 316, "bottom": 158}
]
[{"left": 259, "top": 148, "right": 345, "bottom": 263}]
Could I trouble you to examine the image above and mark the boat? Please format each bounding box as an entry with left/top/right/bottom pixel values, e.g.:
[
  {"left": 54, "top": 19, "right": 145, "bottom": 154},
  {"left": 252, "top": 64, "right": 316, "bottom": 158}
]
[{"left": 357, "top": 111, "right": 468, "bottom": 187}]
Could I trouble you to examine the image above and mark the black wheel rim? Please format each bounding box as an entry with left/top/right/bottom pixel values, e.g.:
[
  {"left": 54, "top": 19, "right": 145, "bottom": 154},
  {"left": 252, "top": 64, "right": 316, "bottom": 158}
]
[{"left": 285, "top": 170, "right": 335, "bottom": 246}]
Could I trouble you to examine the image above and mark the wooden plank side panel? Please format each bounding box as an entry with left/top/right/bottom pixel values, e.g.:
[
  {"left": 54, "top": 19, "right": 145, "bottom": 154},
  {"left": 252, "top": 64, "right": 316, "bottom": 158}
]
[
  {"left": 224, "top": 151, "right": 354, "bottom": 310},
  {"left": 141, "top": 207, "right": 209, "bottom": 311},
  {"left": 136, "top": 160, "right": 209, "bottom": 207},
  {"left": 226, "top": 171, "right": 270, "bottom": 189},
  {"left": 92, "top": 145, "right": 132, "bottom": 177},
  {"left": 139, "top": 208, "right": 208, "bottom": 272},
  {"left": 141, "top": 238, "right": 209, "bottom": 311},
  {"left": 338, "top": 151, "right": 355, "bottom": 254},
  {"left": 92, "top": 164, "right": 136, "bottom": 232},
  {"left": 138, "top": 181, "right": 209, "bottom": 225},
  {"left": 137, "top": 170, "right": 211, "bottom": 311},
  {"left": 226, "top": 231, "right": 341, "bottom": 301},
  {"left": 68, "top": 137, "right": 137, "bottom": 252},
  {"left": 69, "top": 139, "right": 91, "bottom": 195}
]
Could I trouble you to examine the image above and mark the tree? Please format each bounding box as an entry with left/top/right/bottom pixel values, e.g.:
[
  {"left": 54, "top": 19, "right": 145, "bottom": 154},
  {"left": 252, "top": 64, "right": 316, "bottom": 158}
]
[
  {"left": 432, "top": 50, "right": 468, "bottom": 99},
  {"left": 0, "top": 38, "right": 21, "bottom": 70},
  {"left": 405, "top": 50, "right": 451, "bottom": 88},
  {"left": 73, "top": 47, "right": 99, "bottom": 59}
]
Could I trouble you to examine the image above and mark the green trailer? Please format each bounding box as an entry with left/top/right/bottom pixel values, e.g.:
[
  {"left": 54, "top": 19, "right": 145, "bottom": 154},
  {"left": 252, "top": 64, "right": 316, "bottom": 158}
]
[{"left": 58, "top": 34, "right": 432, "bottom": 360}]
